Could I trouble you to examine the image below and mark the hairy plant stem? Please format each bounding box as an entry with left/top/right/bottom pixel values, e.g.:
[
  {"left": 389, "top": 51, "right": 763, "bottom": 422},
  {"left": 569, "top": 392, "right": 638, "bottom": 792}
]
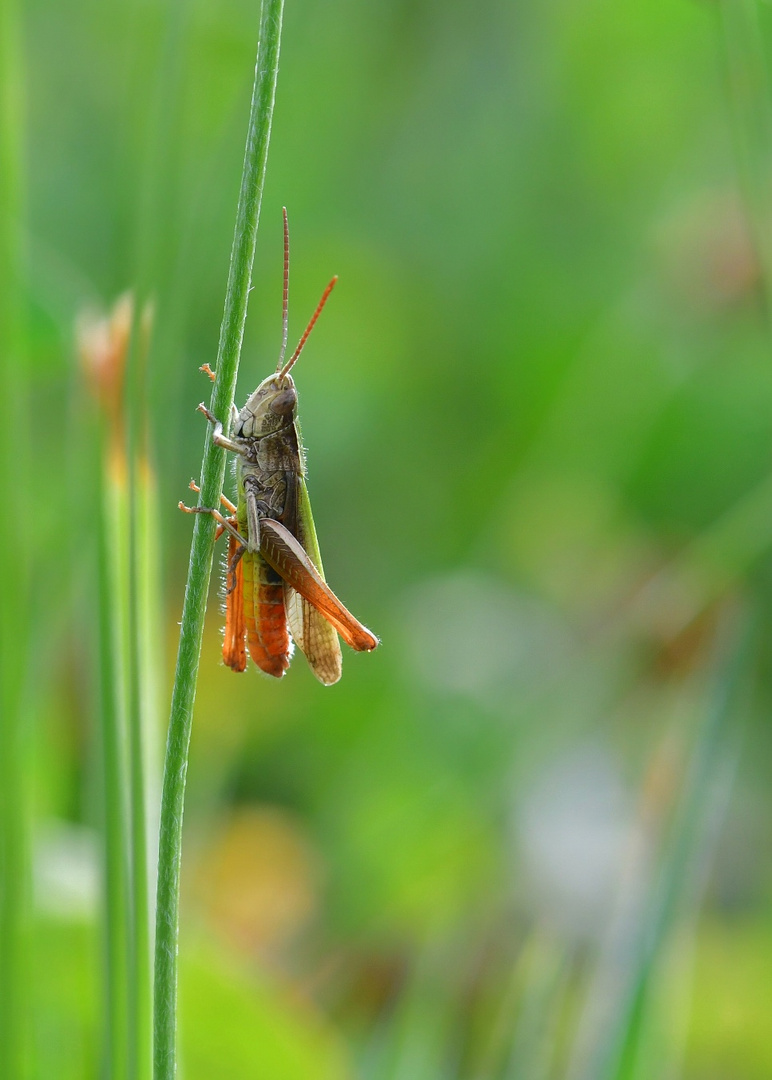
[{"left": 152, "top": 2, "right": 284, "bottom": 1075}]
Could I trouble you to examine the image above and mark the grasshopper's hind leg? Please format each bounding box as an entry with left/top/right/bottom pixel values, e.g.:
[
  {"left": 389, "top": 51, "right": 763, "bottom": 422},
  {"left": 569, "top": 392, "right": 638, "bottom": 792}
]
[{"left": 259, "top": 517, "right": 379, "bottom": 653}]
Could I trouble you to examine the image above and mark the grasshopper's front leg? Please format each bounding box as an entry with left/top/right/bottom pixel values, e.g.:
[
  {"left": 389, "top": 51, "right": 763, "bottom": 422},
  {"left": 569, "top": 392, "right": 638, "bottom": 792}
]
[
  {"left": 197, "top": 403, "right": 243, "bottom": 455},
  {"left": 195, "top": 387, "right": 256, "bottom": 552}
]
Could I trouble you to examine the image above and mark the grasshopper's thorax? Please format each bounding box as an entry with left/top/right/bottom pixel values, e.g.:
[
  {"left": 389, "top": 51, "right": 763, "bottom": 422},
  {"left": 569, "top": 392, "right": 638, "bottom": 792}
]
[
  {"left": 233, "top": 371, "right": 304, "bottom": 523},
  {"left": 233, "top": 371, "right": 303, "bottom": 482}
]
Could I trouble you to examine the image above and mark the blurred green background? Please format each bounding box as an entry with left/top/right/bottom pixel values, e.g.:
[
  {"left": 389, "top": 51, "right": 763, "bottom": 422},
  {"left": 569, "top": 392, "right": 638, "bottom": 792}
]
[{"left": 7, "top": 0, "right": 772, "bottom": 1076}]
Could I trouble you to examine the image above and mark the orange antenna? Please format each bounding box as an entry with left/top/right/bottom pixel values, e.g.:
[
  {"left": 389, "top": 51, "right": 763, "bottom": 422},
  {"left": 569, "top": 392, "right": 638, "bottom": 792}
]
[
  {"left": 276, "top": 207, "right": 291, "bottom": 372},
  {"left": 279, "top": 275, "right": 338, "bottom": 382}
]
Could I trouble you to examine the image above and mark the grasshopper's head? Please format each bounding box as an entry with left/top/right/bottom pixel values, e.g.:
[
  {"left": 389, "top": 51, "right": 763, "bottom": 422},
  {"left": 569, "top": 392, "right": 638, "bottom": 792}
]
[
  {"left": 234, "top": 372, "right": 298, "bottom": 438},
  {"left": 234, "top": 208, "right": 337, "bottom": 441}
]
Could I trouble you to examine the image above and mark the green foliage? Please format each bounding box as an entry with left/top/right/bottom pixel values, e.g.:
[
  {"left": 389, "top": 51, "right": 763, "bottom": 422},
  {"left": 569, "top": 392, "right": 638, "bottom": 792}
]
[{"left": 180, "top": 945, "right": 350, "bottom": 1080}]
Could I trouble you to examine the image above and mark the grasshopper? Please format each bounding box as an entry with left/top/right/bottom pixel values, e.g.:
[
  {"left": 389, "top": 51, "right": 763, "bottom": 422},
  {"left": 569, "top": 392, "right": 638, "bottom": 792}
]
[{"left": 181, "top": 209, "right": 378, "bottom": 685}]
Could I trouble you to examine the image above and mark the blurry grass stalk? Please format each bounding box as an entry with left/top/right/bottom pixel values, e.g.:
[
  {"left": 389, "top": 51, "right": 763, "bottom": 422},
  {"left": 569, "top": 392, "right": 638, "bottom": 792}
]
[
  {"left": 132, "top": 401, "right": 162, "bottom": 1080},
  {"left": 98, "top": 426, "right": 132, "bottom": 1080},
  {"left": 565, "top": 612, "right": 750, "bottom": 1080},
  {"left": 628, "top": 467, "right": 772, "bottom": 641},
  {"left": 80, "top": 296, "right": 159, "bottom": 1080},
  {"left": 124, "top": 301, "right": 157, "bottom": 1080},
  {"left": 719, "top": 0, "right": 772, "bottom": 317},
  {"left": 469, "top": 934, "right": 568, "bottom": 1080},
  {"left": 79, "top": 296, "right": 138, "bottom": 1080},
  {"left": 122, "top": 1, "right": 194, "bottom": 1074},
  {"left": 0, "top": 0, "right": 31, "bottom": 1075},
  {"left": 499, "top": 940, "right": 568, "bottom": 1080},
  {"left": 361, "top": 947, "right": 456, "bottom": 1080},
  {"left": 152, "top": 1, "right": 284, "bottom": 1076}
]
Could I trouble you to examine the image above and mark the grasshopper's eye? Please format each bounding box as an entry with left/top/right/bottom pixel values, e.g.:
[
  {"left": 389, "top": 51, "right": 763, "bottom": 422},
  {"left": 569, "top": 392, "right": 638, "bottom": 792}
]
[{"left": 270, "top": 386, "right": 297, "bottom": 416}]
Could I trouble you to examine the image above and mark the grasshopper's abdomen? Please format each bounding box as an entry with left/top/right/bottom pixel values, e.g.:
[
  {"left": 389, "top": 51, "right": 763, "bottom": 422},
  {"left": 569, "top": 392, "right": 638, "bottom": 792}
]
[{"left": 242, "top": 549, "right": 291, "bottom": 678}]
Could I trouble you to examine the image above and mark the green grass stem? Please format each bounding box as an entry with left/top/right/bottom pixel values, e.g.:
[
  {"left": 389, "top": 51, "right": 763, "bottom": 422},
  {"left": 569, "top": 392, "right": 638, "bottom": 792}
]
[
  {"left": 130, "top": 450, "right": 162, "bottom": 1080},
  {"left": 127, "top": 548, "right": 151, "bottom": 1080},
  {"left": 152, "top": 2, "right": 285, "bottom": 1075},
  {"left": 124, "top": 316, "right": 155, "bottom": 1080},
  {"left": 0, "top": 0, "right": 30, "bottom": 1075},
  {"left": 96, "top": 443, "right": 133, "bottom": 1080}
]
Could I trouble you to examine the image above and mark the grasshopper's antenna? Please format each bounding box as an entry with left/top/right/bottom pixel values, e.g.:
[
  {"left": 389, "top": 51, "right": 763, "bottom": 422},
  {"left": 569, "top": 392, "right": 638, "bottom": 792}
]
[
  {"left": 276, "top": 207, "right": 290, "bottom": 373},
  {"left": 279, "top": 275, "right": 338, "bottom": 382}
]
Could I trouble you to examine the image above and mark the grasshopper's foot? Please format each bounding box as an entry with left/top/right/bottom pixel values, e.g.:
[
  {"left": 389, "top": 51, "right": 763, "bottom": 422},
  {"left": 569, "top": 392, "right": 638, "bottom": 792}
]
[
  {"left": 179, "top": 498, "right": 245, "bottom": 546},
  {"left": 188, "top": 479, "right": 237, "bottom": 514},
  {"left": 200, "top": 363, "right": 216, "bottom": 382},
  {"left": 178, "top": 500, "right": 217, "bottom": 515}
]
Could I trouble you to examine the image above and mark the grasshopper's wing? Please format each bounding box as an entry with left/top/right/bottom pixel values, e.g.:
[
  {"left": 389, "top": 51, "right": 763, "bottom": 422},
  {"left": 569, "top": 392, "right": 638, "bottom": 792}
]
[{"left": 283, "top": 478, "right": 343, "bottom": 686}]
